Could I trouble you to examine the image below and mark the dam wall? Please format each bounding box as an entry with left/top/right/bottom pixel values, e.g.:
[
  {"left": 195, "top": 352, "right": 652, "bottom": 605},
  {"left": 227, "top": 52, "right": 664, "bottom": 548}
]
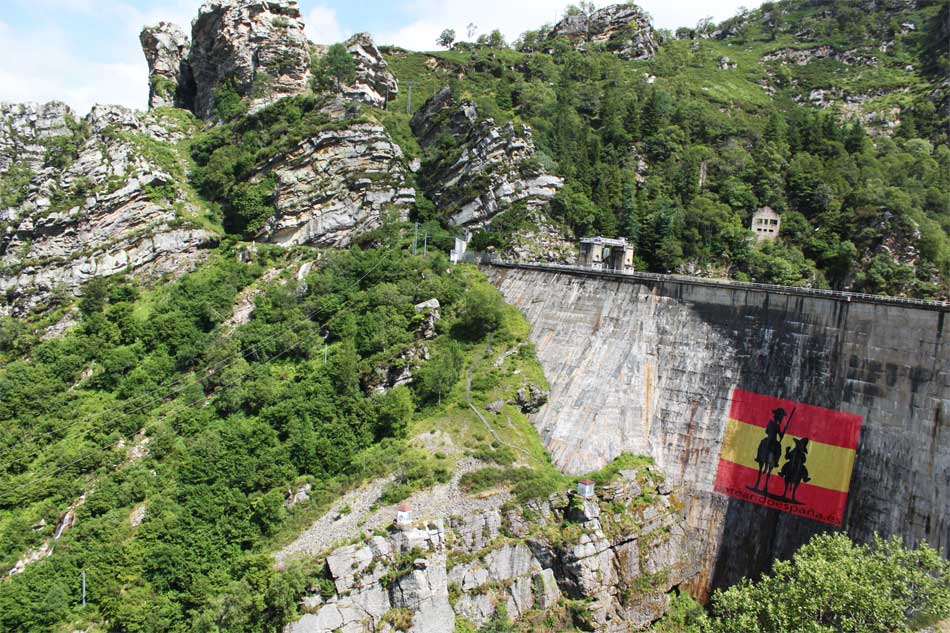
[{"left": 484, "top": 263, "right": 949, "bottom": 596}]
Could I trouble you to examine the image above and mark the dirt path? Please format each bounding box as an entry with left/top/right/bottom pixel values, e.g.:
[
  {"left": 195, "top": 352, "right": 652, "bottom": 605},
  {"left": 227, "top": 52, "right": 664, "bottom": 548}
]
[{"left": 275, "top": 457, "right": 508, "bottom": 568}]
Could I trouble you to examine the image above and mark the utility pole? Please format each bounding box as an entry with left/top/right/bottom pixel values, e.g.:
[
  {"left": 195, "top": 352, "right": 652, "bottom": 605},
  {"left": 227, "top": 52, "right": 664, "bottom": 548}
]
[
  {"left": 405, "top": 82, "right": 417, "bottom": 115},
  {"left": 412, "top": 222, "right": 419, "bottom": 255},
  {"left": 81, "top": 570, "right": 86, "bottom": 608}
]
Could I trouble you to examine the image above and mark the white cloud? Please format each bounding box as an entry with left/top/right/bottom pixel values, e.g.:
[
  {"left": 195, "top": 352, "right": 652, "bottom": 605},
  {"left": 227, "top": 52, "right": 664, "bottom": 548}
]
[
  {"left": 0, "top": 1, "right": 202, "bottom": 115},
  {"left": 306, "top": 5, "right": 346, "bottom": 44},
  {"left": 0, "top": 19, "right": 144, "bottom": 115}
]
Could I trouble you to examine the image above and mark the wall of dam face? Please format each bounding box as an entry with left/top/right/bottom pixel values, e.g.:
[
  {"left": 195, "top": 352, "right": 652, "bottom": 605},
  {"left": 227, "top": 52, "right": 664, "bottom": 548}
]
[{"left": 484, "top": 264, "right": 949, "bottom": 597}]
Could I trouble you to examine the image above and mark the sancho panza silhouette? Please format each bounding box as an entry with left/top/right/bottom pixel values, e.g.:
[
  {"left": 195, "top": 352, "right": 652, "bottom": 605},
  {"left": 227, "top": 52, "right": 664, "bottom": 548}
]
[
  {"left": 752, "top": 407, "right": 792, "bottom": 495},
  {"left": 779, "top": 437, "right": 811, "bottom": 502}
]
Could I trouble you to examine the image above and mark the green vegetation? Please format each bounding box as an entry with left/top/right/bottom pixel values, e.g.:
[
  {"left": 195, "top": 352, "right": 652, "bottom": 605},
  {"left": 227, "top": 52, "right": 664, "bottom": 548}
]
[
  {"left": 380, "top": 0, "right": 949, "bottom": 297},
  {"left": 690, "top": 533, "right": 950, "bottom": 633},
  {"left": 0, "top": 236, "right": 546, "bottom": 632},
  {"left": 311, "top": 43, "right": 357, "bottom": 92},
  {"left": 190, "top": 95, "right": 371, "bottom": 236}
]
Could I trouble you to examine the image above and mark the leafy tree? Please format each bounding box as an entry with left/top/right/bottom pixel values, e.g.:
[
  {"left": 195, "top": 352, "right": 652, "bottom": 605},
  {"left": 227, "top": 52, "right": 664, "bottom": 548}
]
[
  {"left": 436, "top": 29, "right": 456, "bottom": 49},
  {"left": 312, "top": 43, "right": 356, "bottom": 91},
  {"left": 454, "top": 284, "right": 505, "bottom": 340},
  {"left": 702, "top": 533, "right": 950, "bottom": 633}
]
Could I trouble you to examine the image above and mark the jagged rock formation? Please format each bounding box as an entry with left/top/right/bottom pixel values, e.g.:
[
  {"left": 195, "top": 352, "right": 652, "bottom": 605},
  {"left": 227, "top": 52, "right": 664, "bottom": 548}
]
[
  {"left": 0, "top": 104, "right": 214, "bottom": 315},
  {"left": 254, "top": 100, "right": 415, "bottom": 247},
  {"left": 341, "top": 33, "right": 399, "bottom": 109},
  {"left": 142, "top": 4, "right": 398, "bottom": 117},
  {"left": 286, "top": 467, "right": 697, "bottom": 632},
  {"left": 139, "top": 22, "right": 194, "bottom": 110},
  {"left": 188, "top": 0, "right": 312, "bottom": 118},
  {"left": 410, "top": 87, "right": 564, "bottom": 229},
  {"left": 549, "top": 4, "right": 659, "bottom": 60}
]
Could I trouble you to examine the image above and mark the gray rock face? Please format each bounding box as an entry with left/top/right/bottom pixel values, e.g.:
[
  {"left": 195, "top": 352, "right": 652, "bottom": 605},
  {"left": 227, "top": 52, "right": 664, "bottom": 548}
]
[
  {"left": 341, "top": 33, "right": 398, "bottom": 109},
  {"left": 255, "top": 104, "right": 415, "bottom": 247},
  {"left": 0, "top": 101, "right": 73, "bottom": 174},
  {"left": 485, "top": 265, "right": 950, "bottom": 599},
  {"left": 410, "top": 87, "right": 564, "bottom": 229},
  {"left": 189, "top": 0, "right": 311, "bottom": 119},
  {"left": 549, "top": 4, "right": 659, "bottom": 60},
  {"left": 286, "top": 472, "right": 697, "bottom": 632},
  {"left": 139, "top": 22, "right": 195, "bottom": 110},
  {"left": 0, "top": 104, "right": 214, "bottom": 315}
]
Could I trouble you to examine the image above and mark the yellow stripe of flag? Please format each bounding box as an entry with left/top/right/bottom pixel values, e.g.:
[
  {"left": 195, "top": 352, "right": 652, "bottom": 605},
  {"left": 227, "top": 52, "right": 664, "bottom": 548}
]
[{"left": 720, "top": 418, "right": 856, "bottom": 493}]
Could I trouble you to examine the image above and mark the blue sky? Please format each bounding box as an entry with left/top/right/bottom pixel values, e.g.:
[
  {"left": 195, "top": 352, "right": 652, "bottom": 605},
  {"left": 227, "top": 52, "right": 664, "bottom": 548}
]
[{"left": 0, "top": 0, "right": 760, "bottom": 114}]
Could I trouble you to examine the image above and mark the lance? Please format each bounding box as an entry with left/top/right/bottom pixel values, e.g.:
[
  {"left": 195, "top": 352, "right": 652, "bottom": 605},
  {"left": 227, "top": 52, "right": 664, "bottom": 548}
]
[{"left": 781, "top": 407, "right": 797, "bottom": 439}]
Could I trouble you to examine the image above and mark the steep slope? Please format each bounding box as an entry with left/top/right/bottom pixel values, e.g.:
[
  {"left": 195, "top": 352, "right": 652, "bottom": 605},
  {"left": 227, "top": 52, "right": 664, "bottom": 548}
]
[{"left": 0, "top": 104, "right": 216, "bottom": 316}]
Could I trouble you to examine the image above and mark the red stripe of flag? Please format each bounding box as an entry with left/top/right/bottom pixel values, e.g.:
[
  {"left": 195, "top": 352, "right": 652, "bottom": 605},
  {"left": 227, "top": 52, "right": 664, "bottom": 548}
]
[
  {"left": 729, "top": 389, "right": 861, "bottom": 450},
  {"left": 714, "top": 459, "right": 848, "bottom": 526}
]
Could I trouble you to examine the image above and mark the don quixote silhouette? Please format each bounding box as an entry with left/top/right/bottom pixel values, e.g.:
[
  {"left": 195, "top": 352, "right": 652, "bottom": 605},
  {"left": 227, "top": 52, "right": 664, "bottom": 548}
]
[{"left": 750, "top": 406, "right": 812, "bottom": 504}]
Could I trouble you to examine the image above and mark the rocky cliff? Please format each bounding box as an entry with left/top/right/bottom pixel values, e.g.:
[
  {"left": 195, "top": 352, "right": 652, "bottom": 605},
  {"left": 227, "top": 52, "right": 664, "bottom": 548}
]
[
  {"left": 189, "top": 0, "right": 312, "bottom": 118},
  {"left": 139, "top": 22, "right": 194, "bottom": 110},
  {"left": 141, "top": 1, "right": 399, "bottom": 118},
  {"left": 285, "top": 466, "right": 697, "bottom": 633},
  {"left": 486, "top": 265, "right": 949, "bottom": 598},
  {"left": 339, "top": 33, "right": 399, "bottom": 109},
  {"left": 0, "top": 104, "right": 215, "bottom": 315},
  {"left": 410, "top": 87, "right": 572, "bottom": 261},
  {"left": 549, "top": 4, "right": 659, "bottom": 60},
  {"left": 245, "top": 99, "right": 415, "bottom": 247}
]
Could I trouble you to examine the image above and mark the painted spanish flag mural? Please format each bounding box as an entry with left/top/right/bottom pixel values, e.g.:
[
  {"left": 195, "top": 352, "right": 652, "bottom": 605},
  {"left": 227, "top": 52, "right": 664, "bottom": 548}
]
[{"left": 713, "top": 389, "right": 863, "bottom": 526}]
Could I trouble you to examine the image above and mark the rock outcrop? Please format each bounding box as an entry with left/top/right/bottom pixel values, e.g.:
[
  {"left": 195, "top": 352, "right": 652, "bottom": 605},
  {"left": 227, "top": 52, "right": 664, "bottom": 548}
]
[
  {"left": 338, "top": 33, "right": 399, "bottom": 109},
  {"left": 189, "top": 0, "right": 312, "bottom": 118},
  {"left": 0, "top": 101, "right": 73, "bottom": 174},
  {"left": 549, "top": 4, "right": 659, "bottom": 60},
  {"left": 0, "top": 104, "right": 215, "bottom": 315},
  {"left": 139, "top": 22, "right": 195, "bottom": 110},
  {"left": 410, "top": 87, "right": 564, "bottom": 229},
  {"left": 286, "top": 467, "right": 697, "bottom": 632},
  {"left": 253, "top": 100, "right": 415, "bottom": 247}
]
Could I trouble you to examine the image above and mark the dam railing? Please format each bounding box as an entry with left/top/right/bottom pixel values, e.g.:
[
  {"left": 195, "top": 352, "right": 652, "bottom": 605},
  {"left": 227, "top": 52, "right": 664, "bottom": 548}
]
[{"left": 478, "top": 256, "right": 950, "bottom": 312}]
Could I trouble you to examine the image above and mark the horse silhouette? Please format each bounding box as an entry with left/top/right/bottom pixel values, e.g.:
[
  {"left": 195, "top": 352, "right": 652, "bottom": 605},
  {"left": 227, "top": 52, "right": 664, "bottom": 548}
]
[
  {"left": 753, "top": 407, "right": 789, "bottom": 495},
  {"left": 779, "top": 437, "right": 811, "bottom": 502}
]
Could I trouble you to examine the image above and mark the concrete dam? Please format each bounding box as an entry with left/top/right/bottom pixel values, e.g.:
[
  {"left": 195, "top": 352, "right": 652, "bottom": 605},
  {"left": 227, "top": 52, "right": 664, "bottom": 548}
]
[{"left": 484, "top": 262, "right": 949, "bottom": 597}]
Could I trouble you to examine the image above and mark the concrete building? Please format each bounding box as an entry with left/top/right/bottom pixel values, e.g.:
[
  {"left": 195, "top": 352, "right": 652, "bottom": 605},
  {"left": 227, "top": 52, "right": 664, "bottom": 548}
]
[
  {"left": 395, "top": 503, "right": 413, "bottom": 526},
  {"left": 751, "top": 207, "right": 781, "bottom": 242},
  {"left": 579, "top": 237, "right": 635, "bottom": 272},
  {"left": 577, "top": 479, "right": 596, "bottom": 498}
]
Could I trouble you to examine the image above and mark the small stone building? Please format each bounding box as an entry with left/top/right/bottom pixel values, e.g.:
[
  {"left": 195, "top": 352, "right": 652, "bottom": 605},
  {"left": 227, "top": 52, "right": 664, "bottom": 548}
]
[
  {"left": 579, "top": 237, "right": 635, "bottom": 272},
  {"left": 751, "top": 207, "right": 781, "bottom": 242}
]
